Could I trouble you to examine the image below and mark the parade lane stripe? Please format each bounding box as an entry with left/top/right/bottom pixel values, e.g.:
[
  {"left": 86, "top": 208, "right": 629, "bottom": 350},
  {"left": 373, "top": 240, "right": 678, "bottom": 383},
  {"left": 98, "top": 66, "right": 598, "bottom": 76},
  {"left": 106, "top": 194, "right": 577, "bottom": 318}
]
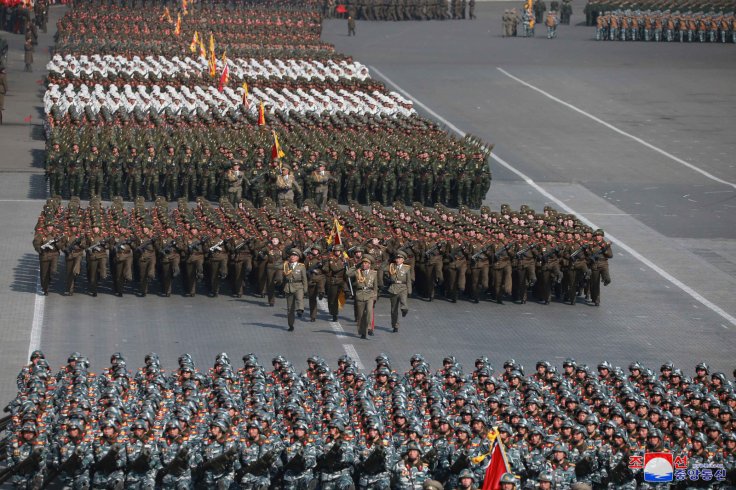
[
  {"left": 495, "top": 67, "right": 736, "bottom": 191},
  {"left": 369, "top": 65, "right": 736, "bottom": 328},
  {"left": 318, "top": 298, "right": 366, "bottom": 366},
  {"left": 29, "top": 277, "right": 44, "bottom": 358}
]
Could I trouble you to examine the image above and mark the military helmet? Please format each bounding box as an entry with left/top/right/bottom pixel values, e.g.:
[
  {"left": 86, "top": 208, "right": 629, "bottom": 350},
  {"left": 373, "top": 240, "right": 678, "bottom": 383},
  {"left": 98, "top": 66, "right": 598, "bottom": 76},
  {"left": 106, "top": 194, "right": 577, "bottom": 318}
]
[
  {"left": 499, "top": 472, "right": 517, "bottom": 484},
  {"left": 458, "top": 468, "right": 475, "bottom": 481},
  {"left": 539, "top": 471, "right": 553, "bottom": 482}
]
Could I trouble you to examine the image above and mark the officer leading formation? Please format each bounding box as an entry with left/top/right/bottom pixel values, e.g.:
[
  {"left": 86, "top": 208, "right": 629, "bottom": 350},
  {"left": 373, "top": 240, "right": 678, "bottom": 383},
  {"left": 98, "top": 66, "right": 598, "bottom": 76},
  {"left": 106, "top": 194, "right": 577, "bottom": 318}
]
[
  {"left": 33, "top": 198, "right": 615, "bottom": 336},
  {"left": 4, "top": 352, "right": 735, "bottom": 489}
]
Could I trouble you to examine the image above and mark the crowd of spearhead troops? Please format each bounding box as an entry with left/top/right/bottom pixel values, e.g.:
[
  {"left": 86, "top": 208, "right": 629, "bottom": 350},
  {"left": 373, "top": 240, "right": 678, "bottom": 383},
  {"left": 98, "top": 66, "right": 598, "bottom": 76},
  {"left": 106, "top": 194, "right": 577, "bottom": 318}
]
[
  {"left": 33, "top": 197, "right": 615, "bottom": 334},
  {"left": 3, "top": 351, "right": 735, "bottom": 489}
]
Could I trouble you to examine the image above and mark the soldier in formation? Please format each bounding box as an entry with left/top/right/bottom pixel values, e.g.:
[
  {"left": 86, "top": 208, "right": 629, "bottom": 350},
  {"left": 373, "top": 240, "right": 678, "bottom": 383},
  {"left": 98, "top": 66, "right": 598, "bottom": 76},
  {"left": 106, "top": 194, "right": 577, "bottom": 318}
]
[{"left": 4, "top": 352, "right": 736, "bottom": 488}]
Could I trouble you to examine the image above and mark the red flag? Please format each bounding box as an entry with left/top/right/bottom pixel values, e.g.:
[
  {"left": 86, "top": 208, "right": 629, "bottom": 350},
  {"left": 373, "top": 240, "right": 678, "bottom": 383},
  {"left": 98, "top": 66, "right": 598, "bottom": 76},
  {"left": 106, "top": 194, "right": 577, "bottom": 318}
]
[
  {"left": 270, "top": 130, "right": 285, "bottom": 160},
  {"left": 336, "top": 4, "right": 347, "bottom": 13},
  {"left": 481, "top": 440, "right": 513, "bottom": 490},
  {"left": 24, "top": 115, "right": 32, "bottom": 123},
  {"left": 217, "top": 63, "right": 229, "bottom": 93}
]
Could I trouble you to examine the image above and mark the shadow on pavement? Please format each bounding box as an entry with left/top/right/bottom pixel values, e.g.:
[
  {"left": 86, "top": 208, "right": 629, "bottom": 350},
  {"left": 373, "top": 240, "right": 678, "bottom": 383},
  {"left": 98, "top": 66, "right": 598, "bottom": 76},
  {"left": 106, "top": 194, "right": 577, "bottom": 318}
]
[
  {"left": 27, "top": 173, "right": 47, "bottom": 199},
  {"left": 11, "top": 253, "right": 38, "bottom": 293}
]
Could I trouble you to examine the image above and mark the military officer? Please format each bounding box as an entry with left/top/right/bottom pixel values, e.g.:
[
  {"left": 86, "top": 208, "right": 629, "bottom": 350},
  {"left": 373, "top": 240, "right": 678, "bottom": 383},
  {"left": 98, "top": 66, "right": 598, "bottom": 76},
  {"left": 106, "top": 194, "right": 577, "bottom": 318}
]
[
  {"left": 275, "top": 164, "right": 300, "bottom": 208},
  {"left": 283, "top": 248, "right": 308, "bottom": 331},
  {"left": 386, "top": 250, "right": 412, "bottom": 332},
  {"left": 347, "top": 254, "right": 378, "bottom": 339},
  {"left": 311, "top": 161, "right": 332, "bottom": 209},
  {"left": 261, "top": 234, "right": 285, "bottom": 306},
  {"left": 226, "top": 162, "right": 244, "bottom": 206}
]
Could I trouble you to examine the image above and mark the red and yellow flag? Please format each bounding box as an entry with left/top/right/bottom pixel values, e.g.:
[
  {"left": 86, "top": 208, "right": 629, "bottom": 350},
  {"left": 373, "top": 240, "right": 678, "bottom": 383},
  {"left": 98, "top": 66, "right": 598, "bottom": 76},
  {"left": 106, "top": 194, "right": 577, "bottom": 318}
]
[
  {"left": 182, "top": 0, "right": 188, "bottom": 15},
  {"left": 208, "top": 51, "right": 217, "bottom": 78},
  {"left": 480, "top": 439, "right": 513, "bottom": 490},
  {"left": 160, "top": 7, "right": 173, "bottom": 23},
  {"left": 241, "top": 83, "right": 250, "bottom": 109},
  {"left": 174, "top": 14, "right": 181, "bottom": 36},
  {"left": 271, "top": 130, "right": 285, "bottom": 160},
  {"left": 190, "top": 31, "right": 199, "bottom": 53},
  {"left": 198, "top": 35, "right": 206, "bottom": 59},
  {"left": 209, "top": 33, "right": 215, "bottom": 59}
]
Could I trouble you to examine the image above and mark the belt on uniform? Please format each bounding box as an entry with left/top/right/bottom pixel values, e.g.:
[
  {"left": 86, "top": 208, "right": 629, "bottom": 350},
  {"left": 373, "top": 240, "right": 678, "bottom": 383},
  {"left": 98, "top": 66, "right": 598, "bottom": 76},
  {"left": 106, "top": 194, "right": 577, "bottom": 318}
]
[
  {"left": 358, "top": 287, "right": 372, "bottom": 291},
  {"left": 394, "top": 281, "right": 404, "bottom": 284}
]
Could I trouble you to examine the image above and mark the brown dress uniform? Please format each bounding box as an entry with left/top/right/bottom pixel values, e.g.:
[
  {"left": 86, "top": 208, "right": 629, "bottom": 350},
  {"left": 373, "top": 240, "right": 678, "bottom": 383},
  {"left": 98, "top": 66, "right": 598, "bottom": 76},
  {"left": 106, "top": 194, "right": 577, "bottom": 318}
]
[
  {"left": 387, "top": 253, "right": 412, "bottom": 331},
  {"left": 33, "top": 230, "right": 61, "bottom": 295},
  {"left": 348, "top": 257, "right": 378, "bottom": 338},
  {"left": 283, "top": 252, "right": 309, "bottom": 331}
]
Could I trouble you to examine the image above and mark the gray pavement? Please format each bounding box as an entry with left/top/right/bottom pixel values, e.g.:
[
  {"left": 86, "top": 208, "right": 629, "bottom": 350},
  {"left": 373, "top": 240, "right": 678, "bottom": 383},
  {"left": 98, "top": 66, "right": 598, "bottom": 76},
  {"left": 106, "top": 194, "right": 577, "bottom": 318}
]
[{"left": 1, "top": 2, "right": 735, "bottom": 407}]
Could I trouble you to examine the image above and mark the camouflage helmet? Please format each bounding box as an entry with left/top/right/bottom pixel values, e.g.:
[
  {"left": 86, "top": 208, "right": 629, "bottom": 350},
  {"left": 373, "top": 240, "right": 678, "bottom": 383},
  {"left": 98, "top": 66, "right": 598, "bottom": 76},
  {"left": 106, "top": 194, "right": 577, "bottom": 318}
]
[
  {"left": 458, "top": 468, "right": 475, "bottom": 481},
  {"left": 500, "top": 472, "right": 517, "bottom": 484}
]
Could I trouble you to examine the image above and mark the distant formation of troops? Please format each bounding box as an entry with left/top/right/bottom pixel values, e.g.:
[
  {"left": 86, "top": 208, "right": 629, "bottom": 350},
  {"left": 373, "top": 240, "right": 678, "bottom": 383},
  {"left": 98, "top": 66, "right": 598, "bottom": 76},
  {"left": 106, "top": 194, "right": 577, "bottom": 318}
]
[
  {"left": 322, "top": 0, "right": 478, "bottom": 21},
  {"left": 595, "top": 9, "right": 736, "bottom": 41}
]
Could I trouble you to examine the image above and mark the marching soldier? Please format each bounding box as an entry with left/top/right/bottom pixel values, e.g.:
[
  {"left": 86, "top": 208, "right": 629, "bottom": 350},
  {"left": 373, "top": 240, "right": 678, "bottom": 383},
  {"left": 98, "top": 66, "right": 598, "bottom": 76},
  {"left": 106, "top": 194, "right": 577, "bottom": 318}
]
[
  {"left": 33, "top": 223, "right": 62, "bottom": 295},
  {"left": 61, "top": 221, "right": 84, "bottom": 296},
  {"left": 157, "top": 420, "right": 194, "bottom": 490},
  {"left": 228, "top": 226, "right": 253, "bottom": 298},
  {"left": 386, "top": 250, "right": 412, "bottom": 332},
  {"left": 226, "top": 162, "right": 244, "bottom": 206},
  {"left": 283, "top": 248, "right": 308, "bottom": 332},
  {"left": 306, "top": 245, "right": 327, "bottom": 322},
  {"left": 125, "top": 420, "right": 160, "bottom": 489},
  {"left": 156, "top": 225, "right": 182, "bottom": 297},
  {"left": 237, "top": 421, "right": 279, "bottom": 489},
  {"left": 467, "top": 230, "right": 491, "bottom": 304},
  {"left": 391, "top": 441, "right": 431, "bottom": 489},
  {"left": 5, "top": 423, "right": 47, "bottom": 489},
  {"left": 347, "top": 254, "right": 378, "bottom": 339},
  {"left": 134, "top": 224, "right": 157, "bottom": 297},
  {"left": 51, "top": 419, "right": 93, "bottom": 489},
  {"left": 588, "top": 229, "right": 612, "bottom": 306},
  {"left": 323, "top": 244, "right": 348, "bottom": 322},
  {"left": 282, "top": 421, "right": 317, "bottom": 489},
  {"left": 204, "top": 226, "right": 228, "bottom": 297},
  {"left": 91, "top": 419, "right": 125, "bottom": 489},
  {"left": 490, "top": 230, "right": 513, "bottom": 304},
  {"left": 84, "top": 223, "right": 109, "bottom": 297},
  {"left": 317, "top": 420, "right": 355, "bottom": 488},
  {"left": 183, "top": 225, "right": 205, "bottom": 297},
  {"left": 275, "top": 164, "right": 300, "bottom": 208},
  {"left": 261, "top": 234, "right": 285, "bottom": 306},
  {"left": 110, "top": 225, "right": 135, "bottom": 297}
]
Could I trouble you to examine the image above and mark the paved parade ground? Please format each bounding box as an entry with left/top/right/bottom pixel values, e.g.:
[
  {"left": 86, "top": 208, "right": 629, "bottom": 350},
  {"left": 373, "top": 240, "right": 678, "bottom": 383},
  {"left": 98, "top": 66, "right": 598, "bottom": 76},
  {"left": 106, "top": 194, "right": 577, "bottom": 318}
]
[{"left": 0, "top": 1, "right": 734, "bottom": 406}]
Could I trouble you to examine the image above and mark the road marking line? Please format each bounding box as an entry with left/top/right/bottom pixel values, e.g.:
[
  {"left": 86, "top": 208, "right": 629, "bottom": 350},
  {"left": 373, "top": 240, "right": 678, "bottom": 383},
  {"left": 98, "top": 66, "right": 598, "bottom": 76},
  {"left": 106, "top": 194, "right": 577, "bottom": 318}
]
[
  {"left": 495, "top": 67, "right": 736, "bottom": 190},
  {"left": 317, "top": 298, "right": 365, "bottom": 366},
  {"left": 29, "top": 277, "right": 44, "bottom": 359},
  {"left": 370, "top": 65, "right": 736, "bottom": 328}
]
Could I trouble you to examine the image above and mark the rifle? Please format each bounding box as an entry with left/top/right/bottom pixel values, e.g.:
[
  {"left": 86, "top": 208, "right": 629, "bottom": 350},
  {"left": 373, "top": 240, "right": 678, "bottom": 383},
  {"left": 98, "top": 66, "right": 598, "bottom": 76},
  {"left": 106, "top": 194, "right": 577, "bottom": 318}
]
[
  {"left": 0, "top": 414, "right": 11, "bottom": 431},
  {"left": 41, "top": 235, "right": 62, "bottom": 251},
  {"left": 493, "top": 241, "right": 516, "bottom": 260},
  {"left": 398, "top": 240, "right": 416, "bottom": 255},
  {"left": 187, "top": 240, "right": 202, "bottom": 253},
  {"left": 43, "top": 446, "right": 84, "bottom": 488},
  {"left": 207, "top": 239, "right": 224, "bottom": 255},
  {"left": 193, "top": 447, "right": 236, "bottom": 479},
  {"left": 471, "top": 242, "right": 493, "bottom": 262},
  {"left": 587, "top": 243, "right": 609, "bottom": 263},
  {"left": 315, "top": 442, "right": 342, "bottom": 473},
  {"left": 235, "top": 448, "right": 277, "bottom": 481},
  {"left": 360, "top": 445, "right": 385, "bottom": 475},
  {"left": 115, "top": 237, "right": 134, "bottom": 253},
  {"left": 569, "top": 244, "right": 588, "bottom": 261},
  {"left": 540, "top": 245, "right": 560, "bottom": 263},
  {"left": 162, "top": 239, "right": 178, "bottom": 254},
  {"left": 135, "top": 238, "right": 155, "bottom": 253},
  {"left": 156, "top": 446, "right": 189, "bottom": 484},
  {"left": 282, "top": 448, "right": 306, "bottom": 473},
  {"left": 233, "top": 238, "right": 252, "bottom": 252},
  {"left": 0, "top": 447, "right": 43, "bottom": 485},
  {"left": 515, "top": 242, "right": 538, "bottom": 259},
  {"left": 63, "top": 237, "right": 82, "bottom": 255},
  {"left": 307, "top": 261, "right": 325, "bottom": 274},
  {"left": 92, "top": 443, "right": 121, "bottom": 474},
  {"left": 423, "top": 241, "right": 445, "bottom": 259},
  {"left": 86, "top": 238, "right": 108, "bottom": 254},
  {"left": 449, "top": 451, "right": 470, "bottom": 474},
  {"left": 128, "top": 447, "right": 154, "bottom": 473}
]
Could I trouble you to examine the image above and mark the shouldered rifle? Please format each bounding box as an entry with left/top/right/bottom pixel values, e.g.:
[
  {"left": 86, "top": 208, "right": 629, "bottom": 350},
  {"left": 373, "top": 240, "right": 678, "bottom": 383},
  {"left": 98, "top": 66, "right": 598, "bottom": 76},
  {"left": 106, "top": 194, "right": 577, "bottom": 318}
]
[
  {"left": 494, "top": 241, "right": 516, "bottom": 260},
  {"left": 587, "top": 243, "right": 609, "bottom": 263},
  {"left": 128, "top": 447, "right": 153, "bottom": 473},
  {"left": 235, "top": 448, "right": 278, "bottom": 480},
  {"left": 569, "top": 244, "right": 588, "bottom": 261},
  {"left": 540, "top": 245, "right": 560, "bottom": 262},
  {"left": 471, "top": 242, "right": 493, "bottom": 262},
  {"left": 282, "top": 448, "right": 306, "bottom": 472},
  {"left": 41, "top": 236, "right": 62, "bottom": 250},
  {"left": 316, "top": 441, "right": 342, "bottom": 472},
  {"left": 86, "top": 238, "right": 108, "bottom": 253},
  {"left": 398, "top": 240, "right": 417, "bottom": 255},
  {"left": 93, "top": 443, "right": 121, "bottom": 474},
  {"left": 63, "top": 237, "right": 82, "bottom": 255},
  {"left": 135, "top": 238, "right": 155, "bottom": 253},
  {"left": 307, "top": 261, "right": 325, "bottom": 274},
  {"left": 0, "top": 447, "right": 43, "bottom": 484},
  {"left": 449, "top": 450, "right": 470, "bottom": 474},
  {"left": 162, "top": 239, "right": 178, "bottom": 254},
  {"left": 515, "top": 242, "right": 538, "bottom": 259},
  {"left": 208, "top": 239, "right": 224, "bottom": 254},
  {"left": 194, "top": 447, "right": 236, "bottom": 477},
  {"left": 44, "top": 446, "right": 84, "bottom": 488},
  {"left": 360, "top": 445, "right": 385, "bottom": 475},
  {"left": 156, "top": 446, "right": 189, "bottom": 483},
  {"left": 233, "top": 238, "right": 252, "bottom": 252},
  {"left": 187, "top": 240, "right": 202, "bottom": 253},
  {"left": 115, "top": 237, "right": 134, "bottom": 252},
  {"left": 424, "top": 241, "right": 445, "bottom": 259}
]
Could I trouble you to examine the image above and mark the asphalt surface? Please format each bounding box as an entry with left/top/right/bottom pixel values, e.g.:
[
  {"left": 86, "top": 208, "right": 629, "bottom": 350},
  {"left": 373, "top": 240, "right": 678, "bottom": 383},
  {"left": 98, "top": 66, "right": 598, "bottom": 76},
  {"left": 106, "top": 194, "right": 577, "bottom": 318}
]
[{"left": 0, "top": 2, "right": 735, "bottom": 407}]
